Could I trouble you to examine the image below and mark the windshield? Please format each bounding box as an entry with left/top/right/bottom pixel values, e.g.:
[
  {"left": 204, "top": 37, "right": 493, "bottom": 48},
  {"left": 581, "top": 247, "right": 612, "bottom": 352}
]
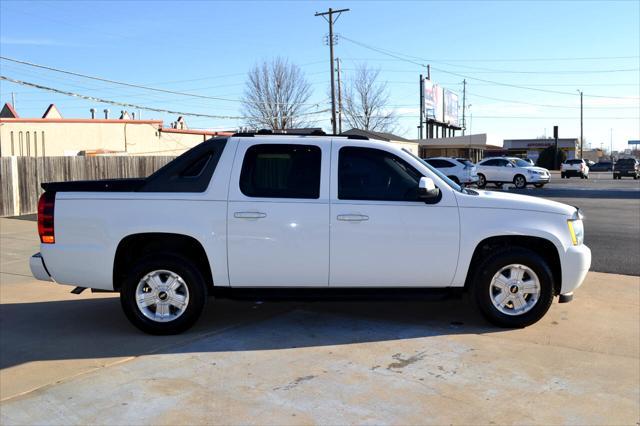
[
  {"left": 402, "top": 148, "right": 463, "bottom": 192},
  {"left": 512, "top": 158, "right": 533, "bottom": 167}
]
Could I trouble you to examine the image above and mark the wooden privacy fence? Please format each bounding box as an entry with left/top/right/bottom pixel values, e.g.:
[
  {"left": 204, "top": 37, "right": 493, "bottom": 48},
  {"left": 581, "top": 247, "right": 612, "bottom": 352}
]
[{"left": 0, "top": 156, "right": 175, "bottom": 217}]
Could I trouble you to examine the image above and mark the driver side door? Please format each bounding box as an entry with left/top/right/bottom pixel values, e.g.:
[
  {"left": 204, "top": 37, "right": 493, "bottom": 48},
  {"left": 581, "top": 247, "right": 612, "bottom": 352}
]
[{"left": 329, "top": 143, "right": 460, "bottom": 287}]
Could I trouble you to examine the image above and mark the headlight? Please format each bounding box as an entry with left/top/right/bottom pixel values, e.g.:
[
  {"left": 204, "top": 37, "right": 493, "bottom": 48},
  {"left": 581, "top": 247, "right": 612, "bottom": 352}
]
[
  {"left": 567, "top": 219, "right": 584, "bottom": 245},
  {"left": 528, "top": 170, "right": 541, "bottom": 175}
]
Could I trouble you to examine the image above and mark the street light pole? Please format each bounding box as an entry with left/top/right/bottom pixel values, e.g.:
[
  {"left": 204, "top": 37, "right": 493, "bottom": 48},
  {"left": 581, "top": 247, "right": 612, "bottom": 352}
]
[{"left": 577, "top": 89, "right": 583, "bottom": 159}]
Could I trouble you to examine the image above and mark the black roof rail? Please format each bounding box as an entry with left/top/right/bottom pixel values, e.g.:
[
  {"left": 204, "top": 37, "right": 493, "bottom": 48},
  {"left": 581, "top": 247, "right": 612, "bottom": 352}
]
[{"left": 231, "top": 130, "right": 369, "bottom": 140}]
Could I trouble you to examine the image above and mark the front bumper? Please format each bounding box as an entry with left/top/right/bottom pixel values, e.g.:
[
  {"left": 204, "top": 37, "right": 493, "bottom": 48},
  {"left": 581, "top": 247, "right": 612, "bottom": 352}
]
[
  {"left": 30, "top": 253, "right": 53, "bottom": 282},
  {"left": 560, "top": 244, "right": 591, "bottom": 295},
  {"left": 528, "top": 174, "right": 550, "bottom": 183}
]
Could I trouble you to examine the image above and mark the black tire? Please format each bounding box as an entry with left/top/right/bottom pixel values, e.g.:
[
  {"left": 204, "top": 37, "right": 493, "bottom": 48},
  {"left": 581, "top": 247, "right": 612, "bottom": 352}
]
[
  {"left": 471, "top": 248, "right": 555, "bottom": 328},
  {"left": 477, "top": 174, "right": 486, "bottom": 188},
  {"left": 560, "top": 172, "right": 566, "bottom": 179},
  {"left": 448, "top": 176, "right": 461, "bottom": 185},
  {"left": 534, "top": 183, "right": 545, "bottom": 188},
  {"left": 513, "top": 174, "right": 526, "bottom": 189},
  {"left": 120, "top": 252, "right": 208, "bottom": 335}
]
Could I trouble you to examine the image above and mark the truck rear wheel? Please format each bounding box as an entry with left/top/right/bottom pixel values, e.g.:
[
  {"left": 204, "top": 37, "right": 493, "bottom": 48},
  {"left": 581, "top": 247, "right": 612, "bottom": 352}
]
[
  {"left": 120, "top": 253, "right": 207, "bottom": 335},
  {"left": 471, "top": 248, "right": 554, "bottom": 328}
]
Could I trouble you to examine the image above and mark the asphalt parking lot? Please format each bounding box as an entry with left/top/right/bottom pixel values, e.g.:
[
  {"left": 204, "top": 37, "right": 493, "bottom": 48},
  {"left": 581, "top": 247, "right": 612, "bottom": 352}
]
[{"left": 1, "top": 174, "right": 639, "bottom": 425}]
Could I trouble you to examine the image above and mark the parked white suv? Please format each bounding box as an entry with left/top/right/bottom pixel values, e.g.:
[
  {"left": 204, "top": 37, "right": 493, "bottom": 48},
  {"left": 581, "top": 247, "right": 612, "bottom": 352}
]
[
  {"left": 423, "top": 157, "right": 479, "bottom": 186},
  {"left": 30, "top": 133, "right": 590, "bottom": 334},
  {"left": 561, "top": 159, "right": 589, "bottom": 179},
  {"left": 476, "top": 157, "right": 550, "bottom": 189}
]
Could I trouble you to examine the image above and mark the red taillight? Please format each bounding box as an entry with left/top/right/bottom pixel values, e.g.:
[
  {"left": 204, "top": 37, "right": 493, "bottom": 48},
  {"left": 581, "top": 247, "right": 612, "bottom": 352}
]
[{"left": 38, "top": 192, "right": 55, "bottom": 244}]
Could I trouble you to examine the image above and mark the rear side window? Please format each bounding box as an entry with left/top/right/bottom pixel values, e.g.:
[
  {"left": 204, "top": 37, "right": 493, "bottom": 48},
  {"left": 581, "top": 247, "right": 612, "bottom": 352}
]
[
  {"left": 141, "top": 137, "right": 227, "bottom": 192},
  {"left": 482, "top": 159, "right": 498, "bottom": 166},
  {"left": 240, "top": 144, "right": 321, "bottom": 199},
  {"left": 426, "top": 159, "right": 454, "bottom": 168},
  {"left": 339, "top": 147, "right": 422, "bottom": 202}
]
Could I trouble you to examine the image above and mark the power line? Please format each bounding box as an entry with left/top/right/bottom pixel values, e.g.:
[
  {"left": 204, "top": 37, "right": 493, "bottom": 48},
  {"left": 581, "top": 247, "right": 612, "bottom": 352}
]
[
  {"left": 338, "top": 36, "right": 640, "bottom": 100},
  {"left": 465, "top": 92, "right": 639, "bottom": 110},
  {"left": 0, "top": 75, "right": 331, "bottom": 120},
  {"left": 0, "top": 56, "right": 327, "bottom": 107},
  {"left": 336, "top": 55, "right": 640, "bottom": 63}
]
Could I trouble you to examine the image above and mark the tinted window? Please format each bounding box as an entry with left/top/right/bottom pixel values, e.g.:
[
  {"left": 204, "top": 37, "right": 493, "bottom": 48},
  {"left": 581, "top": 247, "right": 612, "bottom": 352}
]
[
  {"left": 513, "top": 159, "right": 531, "bottom": 167},
  {"left": 567, "top": 159, "right": 584, "bottom": 164},
  {"left": 240, "top": 144, "right": 321, "bottom": 199},
  {"left": 142, "top": 137, "right": 227, "bottom": 192},
  {"left": 339, "top": 147, "right": 422, "bottom": 201},
  {"left": 425, "top": 159, "right": 453, "bottom": 168},
  {"left": 482, "top": 159, "right": 499, "bottom": 166}
]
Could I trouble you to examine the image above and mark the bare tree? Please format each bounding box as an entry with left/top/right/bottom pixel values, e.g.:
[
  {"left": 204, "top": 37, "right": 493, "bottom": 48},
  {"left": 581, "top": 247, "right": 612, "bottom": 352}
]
[
  {"left": 242, "top": 58, "right": 314, "bottom": 130},
  {"left": 342, "top": 64, "right": 396, "bottom": 132}
]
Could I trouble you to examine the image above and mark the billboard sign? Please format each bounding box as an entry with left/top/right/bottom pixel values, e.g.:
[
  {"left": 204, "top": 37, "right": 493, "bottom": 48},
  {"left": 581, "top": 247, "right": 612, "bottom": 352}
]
[
  {"left": 423, "top": 79, "right": 442, "bottom": 120},
  {"left": 424, "top": 79, "right": 459, "bottom": 126},
  {"left": 444, "top": 90, "right": 459, "bottom": 126}
]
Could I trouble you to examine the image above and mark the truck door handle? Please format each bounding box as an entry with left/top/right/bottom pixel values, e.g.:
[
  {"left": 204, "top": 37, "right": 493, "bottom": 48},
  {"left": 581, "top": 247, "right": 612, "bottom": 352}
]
[
  {"left": 234, "top": 211, "right": 267, "bottom": 219},
  {"left": 337, "top": 214, "right": 369, "bottom": 222}
]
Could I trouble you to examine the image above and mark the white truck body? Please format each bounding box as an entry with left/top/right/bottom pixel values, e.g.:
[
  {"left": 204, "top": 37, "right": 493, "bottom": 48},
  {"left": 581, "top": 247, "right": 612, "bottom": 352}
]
[{"left": 30, "top": 134, "right": 591, "bottom": 333}]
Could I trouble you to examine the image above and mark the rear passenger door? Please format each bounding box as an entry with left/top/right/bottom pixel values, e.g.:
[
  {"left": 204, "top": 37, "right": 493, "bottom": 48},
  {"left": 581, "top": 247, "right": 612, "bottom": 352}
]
[{"left": 227, "top": 139, "right": 330, "bottom": 287}]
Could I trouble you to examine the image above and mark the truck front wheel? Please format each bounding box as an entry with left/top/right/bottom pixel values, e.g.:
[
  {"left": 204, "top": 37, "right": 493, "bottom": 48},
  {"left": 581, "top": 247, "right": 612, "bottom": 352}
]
[
  {"left": 120, "top": 253, "right": 207, "bottom": 335},
  {"left": 471, "top": 248, "right": 555, "bottom": 328}
]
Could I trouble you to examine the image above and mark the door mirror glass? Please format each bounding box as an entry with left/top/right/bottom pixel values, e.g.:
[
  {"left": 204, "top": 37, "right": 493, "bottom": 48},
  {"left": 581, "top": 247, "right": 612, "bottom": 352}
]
[{"left": 418, "top": 177, "right": 440, "bottom": 201}]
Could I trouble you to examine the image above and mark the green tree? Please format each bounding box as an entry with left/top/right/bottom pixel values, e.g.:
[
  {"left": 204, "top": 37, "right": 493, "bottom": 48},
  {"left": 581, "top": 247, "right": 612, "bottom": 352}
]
[{"left": 536, "top": 146, "right": 566, "bottom": 170}]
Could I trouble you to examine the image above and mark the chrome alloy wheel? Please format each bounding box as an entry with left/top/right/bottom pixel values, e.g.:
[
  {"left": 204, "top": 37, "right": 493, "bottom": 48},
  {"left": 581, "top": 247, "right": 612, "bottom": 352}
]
[
  {"left": 135, "top": 270, "right": 190, "bottom": 322},
  {"left": 489, "top": 264, "right": 540, "bottom": 316}
]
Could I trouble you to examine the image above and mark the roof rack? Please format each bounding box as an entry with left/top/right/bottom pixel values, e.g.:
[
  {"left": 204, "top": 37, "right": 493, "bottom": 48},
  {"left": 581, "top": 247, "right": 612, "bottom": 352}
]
[{"left": 232, "top": 129, "right": 368, "bottom": 140}]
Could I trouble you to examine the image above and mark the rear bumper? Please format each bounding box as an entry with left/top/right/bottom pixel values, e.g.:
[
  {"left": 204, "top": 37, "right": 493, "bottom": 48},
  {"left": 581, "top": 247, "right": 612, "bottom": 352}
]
[
  {"left": 30, "top": 253, "right": 54, "bottom": 282},
  {"left": 614, "top": 170, "right": 638, "bottom": 176},
  {"left": 562, "top": 170, "right": 586, "bottom": 176},
  {"left": 560, "top": 244, "right": 591, "bottom": 295}
]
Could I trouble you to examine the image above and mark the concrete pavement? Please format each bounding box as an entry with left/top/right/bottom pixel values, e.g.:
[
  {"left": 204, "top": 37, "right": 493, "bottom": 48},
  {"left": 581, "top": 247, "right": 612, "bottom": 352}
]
[{"left": 1, "top": 217, "right": 639, "bottom": 424}]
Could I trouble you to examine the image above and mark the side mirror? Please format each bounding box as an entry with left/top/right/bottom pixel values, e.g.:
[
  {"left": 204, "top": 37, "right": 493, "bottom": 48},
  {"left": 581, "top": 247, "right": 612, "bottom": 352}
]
[{"left": 418, "top": 177, "right": 440, "bottom": 201}]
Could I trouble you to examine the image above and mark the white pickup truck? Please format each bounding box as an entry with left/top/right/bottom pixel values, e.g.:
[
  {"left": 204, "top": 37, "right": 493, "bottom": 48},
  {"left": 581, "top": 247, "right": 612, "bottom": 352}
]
[{"left": 30, "top": 133, "right": 591, "bottom": 334}]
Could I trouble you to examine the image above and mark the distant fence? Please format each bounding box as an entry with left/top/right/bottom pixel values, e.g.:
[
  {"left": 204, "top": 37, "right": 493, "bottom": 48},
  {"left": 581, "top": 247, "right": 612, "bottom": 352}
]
[{"left": 0, "top": 156, "right": 175, "bottom": 217}]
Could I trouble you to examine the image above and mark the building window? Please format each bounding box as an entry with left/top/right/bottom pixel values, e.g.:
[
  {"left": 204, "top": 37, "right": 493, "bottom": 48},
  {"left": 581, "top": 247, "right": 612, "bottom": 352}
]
[{"left": 10, "top": 131, "right": 14, "bottom": 156}]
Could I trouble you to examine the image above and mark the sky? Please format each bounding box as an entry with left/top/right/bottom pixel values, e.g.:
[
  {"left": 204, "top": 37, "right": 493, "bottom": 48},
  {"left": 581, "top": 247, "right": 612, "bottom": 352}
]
[{"left": 0, "top": 0, "right": 638, "bottom": 151}]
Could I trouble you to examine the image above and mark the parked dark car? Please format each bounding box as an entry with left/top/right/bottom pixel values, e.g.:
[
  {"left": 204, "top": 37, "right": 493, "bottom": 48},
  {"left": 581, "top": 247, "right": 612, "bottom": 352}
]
[
  {"left": 613, "top": 158, "right": 640, "bottom": 179},
  {"left": 590, "top": 161, "right": 613, "bottom": 172}
]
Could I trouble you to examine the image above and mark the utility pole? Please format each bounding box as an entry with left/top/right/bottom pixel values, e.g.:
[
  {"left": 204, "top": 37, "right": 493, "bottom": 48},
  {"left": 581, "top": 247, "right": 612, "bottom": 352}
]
[
  {"left": 461, "top": 79, "right": 467, "bottom": 135},
  {"left": 427, "top": 64, "right": 431, "bottom": 80},
  {"left": 419, "top": 74, "right": 424, "bottom": 139},
  {"left": 315, "top": 7, "right": 349, "bottom": 134},
  {"left": 577, "top": 89, "right": 584, "bottom": 158},
  {"left": 336, "top": 58, "right": 343, "bottom": 134}
]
